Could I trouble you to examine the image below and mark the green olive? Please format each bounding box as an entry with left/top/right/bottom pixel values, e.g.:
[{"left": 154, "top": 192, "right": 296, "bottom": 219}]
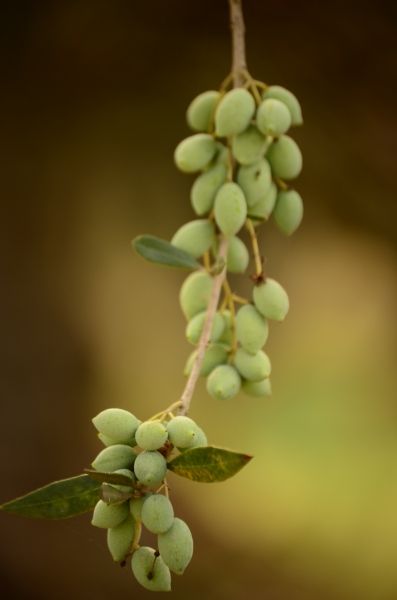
[
  {"left": 266, "top": 135, "right": 302, "bottom": 180},
  {"left": 273, "top": 189, "right": 303, "bottom": 235},
  {"left": 174, "top": 134, "right": 217, "bottom": 173},
  {"left": 215, "top": 89, "right": 255, "bottom": 137},
  {"left": 214, "top": 182, "right": 247, "bottom": 237},
  {"left": 186, "top": 90, "right": 221, "bottom": 132},
  {"left": 263, "top": 85, "right": 303, "bottom": 126}
]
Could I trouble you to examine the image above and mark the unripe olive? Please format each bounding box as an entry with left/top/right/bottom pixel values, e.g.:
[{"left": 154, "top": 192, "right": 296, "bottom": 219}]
[
  {"left": 273, "top": 189, "right": 303, "bottom": 235},
  {"left": 180, "top": 271, "right": 213, "bottom": 320},
  {"left": 185, "top": 310, "right": 225, "bottom": 345},
  {"left": 107, "top": 514, "right": 135, "bottom": 561},
  {"left": 166, "top": 416, "right": 200, "bottom": 448},
  {"left": 183, "top": 351, "right": 198, "bottom": 376},
  {"left": 234, "top": 348, "right": 271, "bottom": 382},
  {"left": 135, "top": 420, "right": 168, "bottom": 451},
  {"left": 232, "top": 125, "right": 269, "bottom": 165},
  {"left": 237, "top": 159, "right": 272, "bottom": 207},
  {"left": 171, "top": 219, "right": 215, "bottom": 258},
  {"left": 253, "top": 278, "right": 289, "bottom": 321},
  {"left": 214, "top": 182, "right": 247, "bottom": 237},
  {"left": 191, "top": 163, "right": 227, "bottom": 216},
  {"left": 263, "top": 85, "right": 303, "bottom": 126},
  {"left": 235, "top": 304, "right": 269, "bottom": 354},
  {"left": 249, "top": 182, "right": 277, "bottom": 223},
  {"left": 98, "top": 433, "right": 117, "bottom": 446},
  {"left": 184, "top": 343, "right": 229, "bottom": 377},
  {"left": 243, "top": 377, "right": 272, "bottom": 397},
  {"left": 189, "top": 426, "right": 208, "bottom": 448},
  {"left": 215, "top": 89, "right": 255, "bottom": 137},
  {"left": 131, "top": 546, "right": 171, "bottom": 592},
  {"left": 186, "top": 90, "right": 221, "bottom": 132},
  {"left": 92, "top": 408, "right": 140, "bottom": 445},
  {"left": 212, "top": 235, "right": 249, "bottom": 274},
  {"left": 256, "top": 98, "right": 291, "bottom": 137},
  {"left": 92, "top": 445, "right": 136, "bottom": 472},
  {"left": 226, "top": 236, "right": 249, "bottom": 273},
  {"left": 206, "top": 364, "right": 241, "bottom": 400},
  {"left": 134, "top": 451, "right": 167, "bottom": 488},
  {"left": 158, "top": 518, "right": 194, "bottom": 575},
  {"left": 130, "top": 494, "right": 152, "bottom": 522},
  {"left": 141, "top": 494, "right": 174, "bottom": 534},
  {"left": 174, "top": 134, "right": 216, "bottom": 173},
  {"left": 266, "top": 135, "right": 302, "bottom": 180},
  {"left": 91, "top": 499, "right": 129, "bottom": 529}
]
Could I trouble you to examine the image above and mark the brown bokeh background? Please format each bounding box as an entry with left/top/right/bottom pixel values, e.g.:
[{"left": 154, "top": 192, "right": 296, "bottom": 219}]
[{"left": 1, "top": 1, "right": 397, "bottom": 598}]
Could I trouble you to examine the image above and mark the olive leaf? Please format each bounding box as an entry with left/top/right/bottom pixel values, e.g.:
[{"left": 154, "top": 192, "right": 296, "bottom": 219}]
[
  {"left": 132, "top": 235, "right": 200, "bottom": 270},
  {"left": 84, "top": 469, "right": 134, "bottom": 486},
  {"left": 0, "top": 475, "right": 101, "bottom": 519},
  {"left": 100, "top": 484, "right": 133, "bottom": 505},
  {"left": 167, "top": 446, "right": 252, "bottom": 482},
  {"left": 84, "top": 470, "right": 135, "bottom": 505}
]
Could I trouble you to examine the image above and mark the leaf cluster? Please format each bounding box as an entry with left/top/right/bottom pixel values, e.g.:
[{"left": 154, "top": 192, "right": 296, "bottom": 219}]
[{"left": 1, "top": 447, "right": 251, "bottom": 519}]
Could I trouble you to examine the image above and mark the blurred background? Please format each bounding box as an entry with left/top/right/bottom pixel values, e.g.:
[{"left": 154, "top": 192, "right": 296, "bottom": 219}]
[{"left": 1, "top": 0, "right": 397, "bottom": 598}]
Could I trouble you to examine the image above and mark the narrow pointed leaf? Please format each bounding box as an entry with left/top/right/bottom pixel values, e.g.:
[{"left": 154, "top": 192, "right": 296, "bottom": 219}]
[
  {"left": 132, "top": 235, "right": 200, "bottom": 269},
  {"left": 167, "top": 446, "right": 252, "bottom": 482},
  {"left": 84, "top": 469, "right": 134, "bottom": 486},
  {"left": 101, "top": 484, "right": 133, "bottom": 505},
  {"left": 0, "top": 475, "right": 101, "bottom": 519}
]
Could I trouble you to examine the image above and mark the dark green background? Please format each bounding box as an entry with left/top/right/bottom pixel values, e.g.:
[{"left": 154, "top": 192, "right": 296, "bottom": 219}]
[{"left": 1, "top": 1, "right": 397, "bottom": 598}]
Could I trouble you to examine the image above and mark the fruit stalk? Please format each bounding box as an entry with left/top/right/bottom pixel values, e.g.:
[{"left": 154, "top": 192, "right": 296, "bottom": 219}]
[
  {"left": 179, "top": 238, "right": 228, "bottom": 415},
  {"left": 178, "top": 0, "right": 247, "bottom": 415},
  {"left": 229, "top": 0, "right": 246, "bottom": 86},
  {"left": 246, "top": 218, "right": 263, "bottom": 278}
]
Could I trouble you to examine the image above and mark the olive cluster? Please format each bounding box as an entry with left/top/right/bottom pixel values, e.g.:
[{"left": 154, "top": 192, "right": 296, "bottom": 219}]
[
  {"left": 172, "top": 81, "right": 303, "bottom": 401},
  {"left": 90, "top": 408, "right": 207, "bottom": 591}
]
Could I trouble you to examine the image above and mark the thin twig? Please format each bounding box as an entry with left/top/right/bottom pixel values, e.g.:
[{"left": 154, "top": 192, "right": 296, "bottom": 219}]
[
  {"left": 275, "top": 177, "right": 289, "bottom": 191},
  {"left": 246, "top": 218, "right": 263, "bottom": 278},
  {"left": 131, "top": 521, "right": 142, "bottom": 552},
  {"left": 229, "top": 0, "right": 247, "bottom": 87},
  {"left": 149, "top": 400, "right": 182, "bottom": 421},
  {"left": 232, "top": 293, "right": 248, "bottom": 304},
  {"left": 178, "top": 0, "right": 247, "bottom": 415},
  {"left": 223, "top": 279, "right": 238, "bottom": 353},
  {"left": 179, "top": 239, "right": 229, "bottom": 415},
  {"left": 203, "top": 250, "right": 211, "bottom": 271}
]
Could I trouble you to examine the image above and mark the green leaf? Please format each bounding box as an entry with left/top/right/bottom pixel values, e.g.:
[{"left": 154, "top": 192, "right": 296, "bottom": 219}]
[
  {"left": 85, "top": 470, "right": 135, "bottom": 504},
  {"left": 100, "top": 484, "right": 133, "bottom": 505},
  {"left": 132, "top": 235, "right": 200, "bottom": 270},
  {"left": 167, "top": 446, "right": 252, "bottom": 483},
  {"left": 0, "top": 475, "right": 101, "bottom": 519},
  {"left": 84, "top": 469, "right": 134, "bottom": 486}
]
